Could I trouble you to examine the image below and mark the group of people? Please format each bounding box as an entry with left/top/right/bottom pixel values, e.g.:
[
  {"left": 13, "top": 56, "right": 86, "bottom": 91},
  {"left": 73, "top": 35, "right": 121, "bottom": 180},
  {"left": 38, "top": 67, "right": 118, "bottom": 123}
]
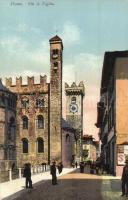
[
  {"left": 80, "top": 162, "right": 85, "bottom": 173},
  {"left": 72, "top": 161, "right": 78, "bottom": 168},
  {"left": 22, "top": 158, "right": 128, "bottom": 196},
  {"left": 23, "top": 161, "right": 63, "bottom": 188}
]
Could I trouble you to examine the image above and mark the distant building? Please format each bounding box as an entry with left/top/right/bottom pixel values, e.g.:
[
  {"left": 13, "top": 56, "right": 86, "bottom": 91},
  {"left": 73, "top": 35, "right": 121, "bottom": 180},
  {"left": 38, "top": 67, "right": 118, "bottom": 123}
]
[
  {"left": 96, "top": 50, "right": 128, "bottom": 176},
  {"left": 82, "top": 135, "right": 99, "bottom": 161}
]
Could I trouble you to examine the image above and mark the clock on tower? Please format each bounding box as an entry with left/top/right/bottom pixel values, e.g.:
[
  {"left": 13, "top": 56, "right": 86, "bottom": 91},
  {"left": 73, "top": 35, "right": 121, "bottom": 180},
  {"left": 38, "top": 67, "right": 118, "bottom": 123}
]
[
  {"left": 65, "top": 81, "right": 85, "bottom": 162},
  {"left": 69, "top": 103, "right": 78, "bottom": 113}
]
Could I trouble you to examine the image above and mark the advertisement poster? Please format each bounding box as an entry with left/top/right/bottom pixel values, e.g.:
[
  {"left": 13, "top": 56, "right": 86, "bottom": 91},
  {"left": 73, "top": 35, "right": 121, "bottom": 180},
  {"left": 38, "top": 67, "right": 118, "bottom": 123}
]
[{"left": 0, "top": 0, "right": 128, "bottom": 199}]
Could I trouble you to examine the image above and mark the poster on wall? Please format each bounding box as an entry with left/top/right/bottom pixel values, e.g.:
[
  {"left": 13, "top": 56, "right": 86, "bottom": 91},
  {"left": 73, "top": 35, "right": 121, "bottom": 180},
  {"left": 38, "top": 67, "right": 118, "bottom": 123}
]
[{"left": 117, "top": 145, "right": 128, "bottom": 165}]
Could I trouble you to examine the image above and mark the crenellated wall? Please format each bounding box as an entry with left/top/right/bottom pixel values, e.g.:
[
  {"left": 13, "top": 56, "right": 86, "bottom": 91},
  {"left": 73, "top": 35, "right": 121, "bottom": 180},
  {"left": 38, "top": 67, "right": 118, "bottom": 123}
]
[
  {"left": 6, "top": 75, "right": 47, "bottom": 89},
  {"left": 65, "top": 81, "right": 85, "bottom": 96},
  {"left": 5, "top": 75, "right": 48, "bottom": 94}
]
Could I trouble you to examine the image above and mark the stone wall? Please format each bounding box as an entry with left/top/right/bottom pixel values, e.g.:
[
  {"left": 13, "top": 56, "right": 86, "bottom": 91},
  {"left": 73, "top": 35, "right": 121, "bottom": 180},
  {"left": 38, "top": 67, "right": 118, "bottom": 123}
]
[{"left": 62, "top": 129, "right": 76, "bottom": 167}]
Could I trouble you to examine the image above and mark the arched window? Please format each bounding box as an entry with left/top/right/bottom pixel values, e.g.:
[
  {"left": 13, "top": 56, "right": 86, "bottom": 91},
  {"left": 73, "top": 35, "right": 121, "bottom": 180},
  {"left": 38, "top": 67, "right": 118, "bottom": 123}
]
[
  {"left": 1, "top": 94, "right": 5, "bottom": 104},
  {"left": 22, "top": 116, "right": 28, "bottom": 129},
  {"left": 66, "top": 134, "right": 70, "bottom": 142},
  {"left": 52, "top": 49, "right": 59, "bottom": 58},
  {"left": 37, "top": 115, "right": 44, "bottom": 129},
  {"left": 8, "top": 117, "right": 15, "bottom": 140},
  {"left": 10, "top": 117, "right": 15, "bottom": 126},
  {"left": 22, "top": 138, "right": 28, "bottom": 153},
  {"left": 54, "top": 62, "right": 58, "bottom": 70},
  {"left": 71, "top": 96, "right": 76, "bottom": 104},
  {"left": 37, "top": 138, "right": 44, "bottom": 153}
]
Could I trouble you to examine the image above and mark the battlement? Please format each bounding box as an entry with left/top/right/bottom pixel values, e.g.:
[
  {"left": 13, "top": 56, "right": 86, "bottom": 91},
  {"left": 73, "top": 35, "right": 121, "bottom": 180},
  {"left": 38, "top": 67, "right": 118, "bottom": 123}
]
[
  {"left": 5, "top": 75, "right": 47, "bottom": 87},
  {"left": 65, "top": 81, "right": 85, "bottom": 96}
]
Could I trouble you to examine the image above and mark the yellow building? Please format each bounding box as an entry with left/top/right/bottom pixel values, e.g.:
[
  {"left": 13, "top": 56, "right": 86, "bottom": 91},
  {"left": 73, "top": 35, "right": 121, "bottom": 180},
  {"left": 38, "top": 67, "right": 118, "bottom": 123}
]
[{"left": 96, "top": 51, "right": 128, "bottom": 176}]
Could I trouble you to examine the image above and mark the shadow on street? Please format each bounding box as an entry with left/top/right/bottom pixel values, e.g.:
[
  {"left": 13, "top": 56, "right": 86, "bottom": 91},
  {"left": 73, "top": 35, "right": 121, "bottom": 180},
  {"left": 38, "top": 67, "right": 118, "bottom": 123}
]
[{"left": 3, "top": 169, "right": 121, "bottom": 200}]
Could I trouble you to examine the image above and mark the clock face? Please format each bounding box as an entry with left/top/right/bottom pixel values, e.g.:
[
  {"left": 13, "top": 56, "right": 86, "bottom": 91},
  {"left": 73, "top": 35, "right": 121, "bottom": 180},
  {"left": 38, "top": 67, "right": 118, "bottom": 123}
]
[{"left": 69, "top": 104, "right": 78, "bottom": 113}]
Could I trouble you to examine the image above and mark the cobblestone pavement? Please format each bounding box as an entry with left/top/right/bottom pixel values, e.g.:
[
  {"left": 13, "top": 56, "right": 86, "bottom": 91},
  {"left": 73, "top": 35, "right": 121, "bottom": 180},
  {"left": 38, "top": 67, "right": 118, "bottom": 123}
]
[{"left": 4, "top": 168, "right": 123, "bottom": 200}]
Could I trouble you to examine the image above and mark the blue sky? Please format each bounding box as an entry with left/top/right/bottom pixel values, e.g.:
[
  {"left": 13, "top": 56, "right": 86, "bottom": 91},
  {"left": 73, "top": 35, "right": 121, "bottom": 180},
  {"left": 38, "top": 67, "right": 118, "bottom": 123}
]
[{"left": 0, "top": 0, "right": 128, "bottom": 138}]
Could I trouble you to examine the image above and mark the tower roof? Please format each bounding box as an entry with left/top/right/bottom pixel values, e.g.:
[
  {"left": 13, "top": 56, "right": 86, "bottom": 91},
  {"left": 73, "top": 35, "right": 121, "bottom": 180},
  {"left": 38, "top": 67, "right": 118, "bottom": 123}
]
[{"left": 49, "top": 35, "right": 62, "bottom": 42}]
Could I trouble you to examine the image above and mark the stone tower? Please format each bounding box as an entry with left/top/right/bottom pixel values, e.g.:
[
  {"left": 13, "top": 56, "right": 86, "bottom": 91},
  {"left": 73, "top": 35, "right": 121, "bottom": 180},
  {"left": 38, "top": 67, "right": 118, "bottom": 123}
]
[
  {"left": 49, "top": 35, "right": 63, "bottom": 162},
  {"left": 65, "top": 82, "right": 85, "bottom": 162}
]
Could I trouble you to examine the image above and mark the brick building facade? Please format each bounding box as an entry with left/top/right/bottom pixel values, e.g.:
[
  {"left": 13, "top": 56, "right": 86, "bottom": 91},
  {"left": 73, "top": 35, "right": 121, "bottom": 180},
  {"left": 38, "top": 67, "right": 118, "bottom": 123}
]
[
  {"left": 6, "top": 75, "right": 49, "bottom": 167},
  {"left": 82, "top": 135, "right": 99, "bottom": 162},
  {"left": 96, "top": 51, "right": 128, "bottom": 176}
]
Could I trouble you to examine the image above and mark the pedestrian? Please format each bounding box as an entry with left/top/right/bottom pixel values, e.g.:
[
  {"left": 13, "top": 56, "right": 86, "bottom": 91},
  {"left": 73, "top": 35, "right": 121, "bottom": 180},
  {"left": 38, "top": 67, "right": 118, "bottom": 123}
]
[
  {"left": 72, "top": 162, "right": 75, "bottom": 168},
  {"left": 75, "top": 161, "right": 78, "bottom": 168},
  {"left": 95, "top": 160, "right": 100, "bottom": 175},
  {"left": 80, "top": 162, "right": 84, "bottom": 173},
  {"left": 121, "top": 160, "right": 128, "bottom": 197},
  {"left": 50, "top": 161, "right": 58, "bottom": 185},
  {"left": 23, "top": 163, "right": 33, "bottom": 189},
  {"left": 90, "top": 161, "right": 94, "bottom": 174},
  {"left": 57, "top": 162, "right": 63, "bottom": 174}
]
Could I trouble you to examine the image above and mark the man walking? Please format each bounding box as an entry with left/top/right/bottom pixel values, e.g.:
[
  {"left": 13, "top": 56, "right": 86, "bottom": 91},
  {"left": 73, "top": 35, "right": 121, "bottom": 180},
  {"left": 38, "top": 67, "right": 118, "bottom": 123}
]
[
  {"left": 50, "top": 161, "right": 58, "bottom": 185},
  {"left": 57, "top": 162, "right": 63, "bottom": 174},
  {"left": 121, "top": 160, "right": 128, "bottom": 197},
  {"left": 75, "top": 161, "right": 78, "bottom": 168},
  {"left": 23, "top": 163, "right": 33, "bottom": 189}
]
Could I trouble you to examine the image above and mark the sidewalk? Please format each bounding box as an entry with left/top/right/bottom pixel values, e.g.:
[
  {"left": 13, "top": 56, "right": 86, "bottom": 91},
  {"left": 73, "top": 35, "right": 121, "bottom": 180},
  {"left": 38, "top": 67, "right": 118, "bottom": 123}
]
[{"left": 0, "top": 168, "right": 76, "bottom": 200}]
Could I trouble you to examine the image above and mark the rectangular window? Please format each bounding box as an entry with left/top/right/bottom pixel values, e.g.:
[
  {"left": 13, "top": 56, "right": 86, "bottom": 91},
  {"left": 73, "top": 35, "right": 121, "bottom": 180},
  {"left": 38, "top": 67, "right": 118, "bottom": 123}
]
[{"left": 36, "top": 99, "right": 44, "bottom": 108}]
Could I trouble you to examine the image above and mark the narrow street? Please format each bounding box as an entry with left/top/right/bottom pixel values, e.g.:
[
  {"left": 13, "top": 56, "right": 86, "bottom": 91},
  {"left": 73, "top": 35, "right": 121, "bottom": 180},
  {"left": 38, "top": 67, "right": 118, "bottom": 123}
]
[{"left": 6, "top": 168, "right": 122, "bottom": 200}]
